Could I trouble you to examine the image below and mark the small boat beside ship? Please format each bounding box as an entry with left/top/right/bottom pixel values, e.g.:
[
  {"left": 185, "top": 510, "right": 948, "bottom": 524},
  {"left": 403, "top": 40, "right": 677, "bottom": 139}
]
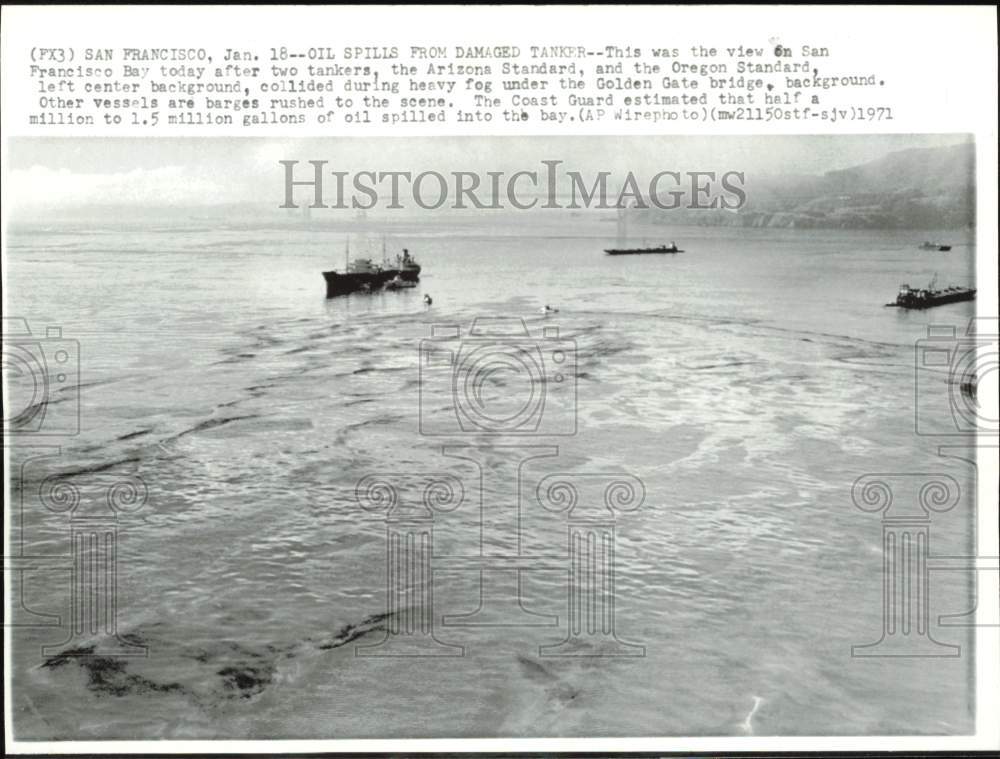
[
  {"left": 886, "top": 279, "right": 976, "bottom": 309},
  {"left": 384, "top": 273, "right": 417, "bottom": 290},
  {"left": 323, "top": 244, "right": 421, "bottom": 298}
]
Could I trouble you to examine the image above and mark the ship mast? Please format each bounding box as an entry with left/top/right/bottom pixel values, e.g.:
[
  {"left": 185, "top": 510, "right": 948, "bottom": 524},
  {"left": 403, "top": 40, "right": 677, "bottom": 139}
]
[{"left": 616, "top": 188, "right": 627, "bottom": 246}]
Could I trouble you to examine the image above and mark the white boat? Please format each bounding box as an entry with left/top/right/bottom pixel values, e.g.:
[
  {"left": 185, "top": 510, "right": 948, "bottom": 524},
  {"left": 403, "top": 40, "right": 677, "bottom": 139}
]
[{"left": 384, "top": 274, "right": 417, "bottom": 291}]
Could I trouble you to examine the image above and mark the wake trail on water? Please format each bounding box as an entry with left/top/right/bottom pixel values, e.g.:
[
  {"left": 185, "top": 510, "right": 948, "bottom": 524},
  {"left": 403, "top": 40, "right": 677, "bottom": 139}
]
[{"left": 741, "top": 695, "right": 765, "bottom": 735}]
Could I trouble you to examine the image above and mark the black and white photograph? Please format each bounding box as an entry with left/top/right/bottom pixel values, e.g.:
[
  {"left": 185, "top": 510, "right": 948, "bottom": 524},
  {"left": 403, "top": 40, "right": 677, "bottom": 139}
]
[{"left": 1, "top": 5, "right": 997, "bottom": 754}]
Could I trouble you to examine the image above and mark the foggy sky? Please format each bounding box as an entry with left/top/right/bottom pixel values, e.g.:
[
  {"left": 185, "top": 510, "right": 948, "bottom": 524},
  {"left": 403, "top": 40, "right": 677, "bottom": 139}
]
[{"left": 6, "top": 134, "right": 972, "bottom": 212}]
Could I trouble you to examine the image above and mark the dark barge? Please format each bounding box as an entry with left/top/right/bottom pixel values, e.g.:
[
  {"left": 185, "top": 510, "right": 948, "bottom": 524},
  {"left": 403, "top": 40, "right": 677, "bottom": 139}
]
[
  {"left": 886, "top": 283, "right": 976, "bottom": 309},
  {"left": 605, "top": 243, "right": 683, "bottom": 255}
]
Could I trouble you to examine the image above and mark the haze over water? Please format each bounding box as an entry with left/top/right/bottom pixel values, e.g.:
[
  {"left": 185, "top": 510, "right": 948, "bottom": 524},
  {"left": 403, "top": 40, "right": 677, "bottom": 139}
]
[{"left": 5, "top": 215, "right": 978, "bottom": 738}]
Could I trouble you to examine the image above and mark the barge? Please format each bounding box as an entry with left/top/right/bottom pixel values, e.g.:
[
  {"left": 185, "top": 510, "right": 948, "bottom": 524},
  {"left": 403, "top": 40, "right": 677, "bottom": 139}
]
[
  {"left": 886, "top": 282, "right": 976, "bottom": 309},
  {"left": 605, "top": 242, "right": 683, "bottom": 255}
]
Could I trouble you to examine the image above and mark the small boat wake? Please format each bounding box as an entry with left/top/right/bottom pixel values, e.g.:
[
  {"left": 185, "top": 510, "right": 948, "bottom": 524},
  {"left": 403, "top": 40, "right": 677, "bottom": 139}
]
[{"left": 740, "top": 695, "right": 765, "bottom": 735}]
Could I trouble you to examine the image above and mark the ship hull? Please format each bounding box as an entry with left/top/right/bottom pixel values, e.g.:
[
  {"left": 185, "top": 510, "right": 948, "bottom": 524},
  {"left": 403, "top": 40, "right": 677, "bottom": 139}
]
[
  {"left": 323, "top": 264, "right": 421, "bottom": 297},
  {"left": 399, "top": 264, "right": 421, "bottom": 281},
  {"left": 605, "top": 247, "right": 682, "bottom": 255}
]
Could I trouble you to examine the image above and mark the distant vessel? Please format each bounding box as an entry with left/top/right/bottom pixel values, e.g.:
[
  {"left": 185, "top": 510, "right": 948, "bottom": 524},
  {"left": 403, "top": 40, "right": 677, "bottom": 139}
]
[
  {"left": 886, "top": 277, "right": 975, "bottom": 309},
  {"left": 605, "top": 243, "right": 683, "bottom": 255},
  {"left": 323, "top": 241, "right": 421, "bottom": 297},
  {"left": 918, "top": 241, "right": 952, "bottom": 251}
]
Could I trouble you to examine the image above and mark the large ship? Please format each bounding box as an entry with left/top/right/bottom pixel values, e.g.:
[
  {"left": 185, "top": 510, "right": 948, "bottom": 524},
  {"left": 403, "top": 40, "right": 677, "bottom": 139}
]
[
  {"left": 323, "top": 244, "right": 421, "bottom": 298},
  {"left": 886, "top": 278, "right": 976, "bottom": 309}
]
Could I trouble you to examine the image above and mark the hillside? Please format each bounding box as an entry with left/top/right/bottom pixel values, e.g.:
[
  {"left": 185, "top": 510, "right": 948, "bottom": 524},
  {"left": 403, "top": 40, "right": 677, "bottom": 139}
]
[{"left": 638, "top": 142, "right": 975, "bottom": 230}]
